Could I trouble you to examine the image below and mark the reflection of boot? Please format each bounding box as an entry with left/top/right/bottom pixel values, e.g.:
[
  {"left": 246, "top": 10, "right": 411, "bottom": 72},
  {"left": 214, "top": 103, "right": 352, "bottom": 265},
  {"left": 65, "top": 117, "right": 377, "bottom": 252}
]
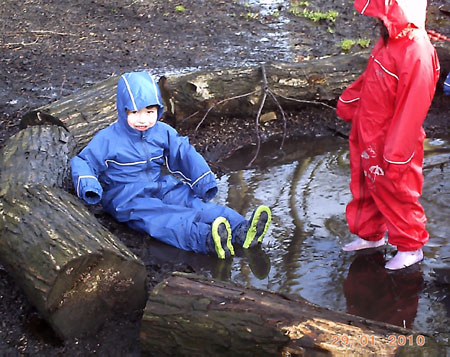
[
  {"left": 344, "top": 251, "right": 423, "bottom": 328},
  {"left": 234, "top": 205, "right": 272, "bottom": 249},
  {"left": 244, "top": 245, "right": 271, "bottom": 280},
  {"left": 342, "top": 237, "right": 385, "bottom": 251},
  {"left": 385, "top": 249, "right": 423, "bottom": 270},
  {"left": 206, "top": 217, "right": 234, "bottom": 259},
  {"left": 211, "top": 258, "right": 232, "bottom": 281}
]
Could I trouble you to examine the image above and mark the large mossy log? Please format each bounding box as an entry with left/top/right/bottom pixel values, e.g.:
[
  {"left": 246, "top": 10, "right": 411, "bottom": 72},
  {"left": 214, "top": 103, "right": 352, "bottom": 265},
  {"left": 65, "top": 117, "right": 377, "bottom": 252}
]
[
  {"left": 39, "top": 76, "right": 118, "bottom": 151},
  {"left": 0, "top": 126, "right": 148, "bottom": 339},
  {"left": 160, "top": 41, "right": 449, "bottom": 126},
  {"left": 141, "top": 273, "right": 441, "bottom": 356}
]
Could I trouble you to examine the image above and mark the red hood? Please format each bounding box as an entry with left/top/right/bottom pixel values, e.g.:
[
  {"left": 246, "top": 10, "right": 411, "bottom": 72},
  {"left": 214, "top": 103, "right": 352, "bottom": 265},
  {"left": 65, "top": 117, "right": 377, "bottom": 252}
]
[{"left": 354, "top": 0, "right": 427, "bottom": 37}]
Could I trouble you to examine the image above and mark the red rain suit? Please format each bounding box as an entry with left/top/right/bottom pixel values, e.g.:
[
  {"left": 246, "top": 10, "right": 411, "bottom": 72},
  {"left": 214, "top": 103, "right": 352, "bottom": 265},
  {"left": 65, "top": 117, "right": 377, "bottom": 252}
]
[{"left": 337, "top": 0, "right": 440, "bottom": 251}]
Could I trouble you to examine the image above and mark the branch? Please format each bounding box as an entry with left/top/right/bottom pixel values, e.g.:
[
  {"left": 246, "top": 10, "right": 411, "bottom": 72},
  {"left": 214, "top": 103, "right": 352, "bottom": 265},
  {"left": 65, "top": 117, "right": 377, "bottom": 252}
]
[
  {"left": 192, "top": 63, "right": 336, "bottom": 166},
  {"left": 247, "top": 63, "right": 268, "bottom": 167},
  {"left": 247, "top": 91, "right": 267, "bottom": 167},
  {"left": 268, "top": 89, "right": 287, "bottom": 150},
  {"left": 273, "top": 92, "right": 336, "bottom": 110},
  {"left": 194, "top": 90, "right": 259, "bottom": 132}
]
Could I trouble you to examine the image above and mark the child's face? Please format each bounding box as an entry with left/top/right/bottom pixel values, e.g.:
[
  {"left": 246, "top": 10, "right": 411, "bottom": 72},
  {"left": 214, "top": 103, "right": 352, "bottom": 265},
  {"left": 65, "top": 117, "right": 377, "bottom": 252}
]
[{"left": 126, "top": 106, "right": 158, "bottom": 131}]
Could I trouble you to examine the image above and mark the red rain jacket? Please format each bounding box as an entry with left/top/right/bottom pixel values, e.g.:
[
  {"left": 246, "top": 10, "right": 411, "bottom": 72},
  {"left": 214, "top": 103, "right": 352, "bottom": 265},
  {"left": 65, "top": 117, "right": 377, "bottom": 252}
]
[{"left": 337, "top": 0, "right": 440, "bottom": 251}]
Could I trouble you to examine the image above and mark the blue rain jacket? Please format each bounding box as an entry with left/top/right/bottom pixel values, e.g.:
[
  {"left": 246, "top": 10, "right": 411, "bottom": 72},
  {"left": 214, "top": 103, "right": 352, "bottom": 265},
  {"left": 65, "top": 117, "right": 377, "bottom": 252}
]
[
  {"left": 71, "top": 72, "right": 245, "bottom": 253},
  {"left": 445, "top": 73, "right": 450, "bottom": 96}
]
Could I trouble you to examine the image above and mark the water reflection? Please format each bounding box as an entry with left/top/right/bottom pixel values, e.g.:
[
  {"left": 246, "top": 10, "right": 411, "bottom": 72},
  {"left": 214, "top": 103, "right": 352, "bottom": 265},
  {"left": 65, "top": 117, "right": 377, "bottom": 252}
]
[
  {"left": 343, "top": 251, "right": 423, "bottom": 329},
  {"left": 216, "top": 135, "right": 450, "bottom": 346}
]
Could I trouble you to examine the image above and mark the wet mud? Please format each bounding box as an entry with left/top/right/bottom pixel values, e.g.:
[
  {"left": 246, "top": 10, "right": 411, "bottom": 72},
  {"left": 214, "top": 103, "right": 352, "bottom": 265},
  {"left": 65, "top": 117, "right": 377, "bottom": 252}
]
[{"left": 0, "top": 0, "right": 449, "bottom": 354}]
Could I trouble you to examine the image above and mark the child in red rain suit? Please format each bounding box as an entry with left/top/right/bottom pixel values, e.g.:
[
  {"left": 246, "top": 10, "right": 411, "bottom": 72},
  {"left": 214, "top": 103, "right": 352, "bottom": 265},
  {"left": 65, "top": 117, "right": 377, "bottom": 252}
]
[{"left": 337, "top": 0, "right": 440, "bottom": 270}]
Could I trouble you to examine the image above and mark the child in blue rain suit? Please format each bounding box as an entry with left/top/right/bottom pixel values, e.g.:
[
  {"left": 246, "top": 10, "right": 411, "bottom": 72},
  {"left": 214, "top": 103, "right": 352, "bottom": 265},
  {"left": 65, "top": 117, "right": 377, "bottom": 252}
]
[{"left": 71, "top": 71, "right": 271, "bottom": 259}]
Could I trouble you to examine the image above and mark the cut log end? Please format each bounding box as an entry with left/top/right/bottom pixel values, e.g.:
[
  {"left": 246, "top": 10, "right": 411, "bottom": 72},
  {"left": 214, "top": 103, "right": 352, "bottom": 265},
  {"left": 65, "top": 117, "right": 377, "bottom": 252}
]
[{"left": 49, "top": 253, "right": 147, "bottom": 339}]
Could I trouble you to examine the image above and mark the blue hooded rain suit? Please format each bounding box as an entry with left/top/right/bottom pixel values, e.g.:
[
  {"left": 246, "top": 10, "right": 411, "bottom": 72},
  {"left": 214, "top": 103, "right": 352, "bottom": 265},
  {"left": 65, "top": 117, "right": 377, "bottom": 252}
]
[{"left": 70, "top": 71, "right": 246, "bottom": 254}]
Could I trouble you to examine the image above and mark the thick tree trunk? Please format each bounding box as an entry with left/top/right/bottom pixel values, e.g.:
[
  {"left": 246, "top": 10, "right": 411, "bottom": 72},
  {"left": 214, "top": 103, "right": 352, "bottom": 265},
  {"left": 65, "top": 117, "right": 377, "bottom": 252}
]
[
  {"left": 141, "top": 273, "right": 441, "bottom": 356},
  {"left": 0, "top": 126, "right": 148, "bottom": 339},
  {"left": 0, "top": 184, "right": 148, "bottom": 339}
]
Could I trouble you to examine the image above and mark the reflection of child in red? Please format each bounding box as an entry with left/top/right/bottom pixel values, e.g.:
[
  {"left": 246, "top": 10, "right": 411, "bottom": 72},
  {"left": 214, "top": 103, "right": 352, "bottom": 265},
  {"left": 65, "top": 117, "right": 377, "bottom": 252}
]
[
  {"left": 343, "top": 252, "right": 423, "bottom": 328},
  {"left": 337, "top": 0, "right": 440, "bottom": 270}
]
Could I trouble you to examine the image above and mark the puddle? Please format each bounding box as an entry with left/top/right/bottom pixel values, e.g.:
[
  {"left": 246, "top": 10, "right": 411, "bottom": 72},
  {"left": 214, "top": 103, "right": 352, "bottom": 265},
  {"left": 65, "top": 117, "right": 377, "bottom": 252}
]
[{"left": 143, "top": 135, "right": 450, "bottom": 349}]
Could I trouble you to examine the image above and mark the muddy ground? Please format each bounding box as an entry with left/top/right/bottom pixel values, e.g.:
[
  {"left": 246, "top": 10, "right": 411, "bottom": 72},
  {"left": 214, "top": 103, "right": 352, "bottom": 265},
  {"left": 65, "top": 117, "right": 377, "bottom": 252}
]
[{"left": 0, "top": 0, "right": 449, "bottom": 354}]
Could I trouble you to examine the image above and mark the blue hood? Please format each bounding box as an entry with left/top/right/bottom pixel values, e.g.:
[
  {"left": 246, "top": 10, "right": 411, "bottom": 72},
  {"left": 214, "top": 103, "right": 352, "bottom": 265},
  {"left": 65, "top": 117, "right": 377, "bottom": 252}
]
[{"left": 116, "top": 72, "right": 165, "bottom": 133}]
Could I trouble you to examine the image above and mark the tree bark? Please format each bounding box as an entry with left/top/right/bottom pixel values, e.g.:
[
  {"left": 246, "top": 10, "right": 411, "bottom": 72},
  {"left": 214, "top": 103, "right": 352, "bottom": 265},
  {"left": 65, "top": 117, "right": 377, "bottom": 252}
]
[
  {"left": 0, "top": 125, "right": 75, "bottom": 191},
  {"left": 0, "top": 126, "right": 148, "bottom": 339},
  {"left": 141, "top": 273, "right": 441, "bottom": 356},
  {"left": 39, "top": 75, "right": 119, "bottom": 151}
]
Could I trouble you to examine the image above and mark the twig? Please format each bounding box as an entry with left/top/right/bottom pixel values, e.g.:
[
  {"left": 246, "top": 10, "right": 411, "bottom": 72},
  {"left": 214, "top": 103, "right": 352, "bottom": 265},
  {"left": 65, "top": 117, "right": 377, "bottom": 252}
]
[
  {"left": 267, "top": 89, "right": 287, "bottom": 149},
  {"left": 59, "top": 74, "right": 66, "bottom": 98},
  {"left": 3, "top": 30, "right": 76, "bottom": 36},
  {"left": 247, "top": 91, "right": 267, "bottom": 167},
  {"left": 2, "top": 38, "right": 39, "bottom": 48},
  {"left": 29, "top": 30, "right": 73, "bottom": 36},
  {"left": 194, "top": 89, "right": 259, "bottom": 132},
  {"left": 180, "top": 110, "right": 200, "bottom": 123},
  {"left": 247, "top": 63, "right": 268, "bottom": 167},
  {"left": 273, "top": 92, "right": 336, "bottom": 110}
]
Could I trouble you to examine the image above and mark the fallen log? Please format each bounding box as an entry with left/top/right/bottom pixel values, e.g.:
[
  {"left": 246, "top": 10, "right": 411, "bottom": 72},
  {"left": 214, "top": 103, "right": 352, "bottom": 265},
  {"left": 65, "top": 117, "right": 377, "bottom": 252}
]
[
  {"left": 39, "top": 75, "right": 118, "bottom": 150},
  {"left": 0, "top": 126, "right": 148, "bottom": 339},
  {"left": 158, "top": 53, "right": 367, "bottom": 125},
  {"left": 141, "top": 273, "right": 442, "bottom": 356}
]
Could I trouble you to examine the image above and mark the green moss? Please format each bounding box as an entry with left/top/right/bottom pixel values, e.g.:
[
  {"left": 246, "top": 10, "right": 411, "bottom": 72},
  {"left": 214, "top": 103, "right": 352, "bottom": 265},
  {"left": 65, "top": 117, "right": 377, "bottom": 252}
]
[
  {"left": 244, "top": 12, "right": 259, "bottom": 20},
  {"left": 175, "top": 5, "right": 185, "bottom": 13},
  {"left": 357, "top": 38, "right": 371, "bottom": 48},
  {"left": 340, "top": 39, "right": 356, "bottom": 52},
  {"left": 289, "top": 2, "right": 338, "bottom": 22},
  {"left": 340, "top": 38, "right": 371, "bottom": 52}
]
